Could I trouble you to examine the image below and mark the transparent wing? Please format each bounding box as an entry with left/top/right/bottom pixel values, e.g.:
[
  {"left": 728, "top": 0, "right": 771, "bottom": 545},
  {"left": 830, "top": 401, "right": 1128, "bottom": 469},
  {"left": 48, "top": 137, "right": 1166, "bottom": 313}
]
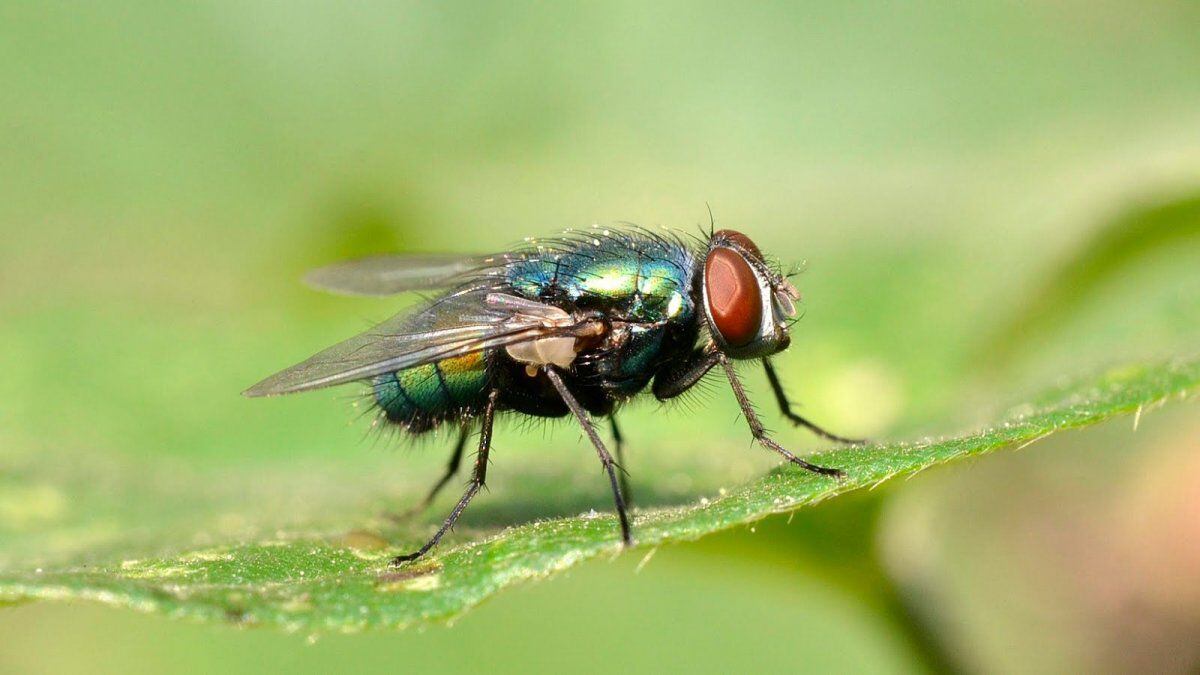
[
  {"left": 303, "top": 253, "right": 486, "bottom": 296},
  {"left": 243, "top": 289, "right": 598, "bottom": 397}
]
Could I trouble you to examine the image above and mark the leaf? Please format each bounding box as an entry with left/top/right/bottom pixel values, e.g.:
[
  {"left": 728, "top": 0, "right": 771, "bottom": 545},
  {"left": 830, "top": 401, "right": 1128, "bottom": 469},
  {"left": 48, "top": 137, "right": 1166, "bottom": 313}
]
[
  {"left": 2, "top": 357, "right": 1197, "bottom": 631},
  {"left": 980, "top": 191, "right": 1200, "bottom": 367}
]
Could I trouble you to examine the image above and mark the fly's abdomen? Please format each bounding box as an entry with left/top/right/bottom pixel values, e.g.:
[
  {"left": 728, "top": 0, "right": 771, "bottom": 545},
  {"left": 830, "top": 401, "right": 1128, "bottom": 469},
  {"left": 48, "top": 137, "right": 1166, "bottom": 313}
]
[{"left": 373, "top": 351, "right": 489, "bottom": 431}]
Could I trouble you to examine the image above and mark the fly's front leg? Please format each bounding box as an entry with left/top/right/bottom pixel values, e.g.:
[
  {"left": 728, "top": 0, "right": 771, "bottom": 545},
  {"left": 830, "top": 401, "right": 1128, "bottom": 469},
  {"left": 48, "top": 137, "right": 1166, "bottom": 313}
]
[
  {"left": 545, "top": 367, "right": 633, "bottom": 547},
  {"left": 392, "top": 390, "right": 498, "bottom": 565},
  {"left": 652, "top": 344, "right": 721, "bottom": 400},
  {"left": 762, "top": 358, "right": 865, "bottom": 445},
  {"left": 720, "top": 355, "right": 845, "bottom": 478}
]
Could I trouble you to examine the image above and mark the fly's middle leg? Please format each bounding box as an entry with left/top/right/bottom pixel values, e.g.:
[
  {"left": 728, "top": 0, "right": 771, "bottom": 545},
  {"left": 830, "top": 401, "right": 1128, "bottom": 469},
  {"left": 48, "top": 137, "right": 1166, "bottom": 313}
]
[{"left": 545, "top": 367, "right": 633, "bottom": 547}]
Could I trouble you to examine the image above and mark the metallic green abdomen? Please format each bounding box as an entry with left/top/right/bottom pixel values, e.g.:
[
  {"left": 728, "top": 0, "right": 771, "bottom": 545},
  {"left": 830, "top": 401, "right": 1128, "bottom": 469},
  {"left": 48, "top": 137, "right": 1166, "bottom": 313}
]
[{"left": 373, "top": 351, "right": 489, "bottom": 431}]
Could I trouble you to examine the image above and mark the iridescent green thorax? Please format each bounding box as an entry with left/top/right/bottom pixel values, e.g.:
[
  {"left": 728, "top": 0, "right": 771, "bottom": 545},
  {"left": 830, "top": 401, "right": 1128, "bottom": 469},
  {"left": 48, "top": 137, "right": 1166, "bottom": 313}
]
[{"left": 506, "top": 230, "right": 696, "bottom": 324}]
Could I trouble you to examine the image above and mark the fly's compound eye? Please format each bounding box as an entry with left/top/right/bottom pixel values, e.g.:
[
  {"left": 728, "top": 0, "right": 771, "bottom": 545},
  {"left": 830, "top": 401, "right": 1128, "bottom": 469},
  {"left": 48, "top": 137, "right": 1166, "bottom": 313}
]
[
  {"left": 704, "top": 247, "right": 763, "bottom": 347},
  {"left": 713, "top": 229, "right": 763, "bottom": 260}
]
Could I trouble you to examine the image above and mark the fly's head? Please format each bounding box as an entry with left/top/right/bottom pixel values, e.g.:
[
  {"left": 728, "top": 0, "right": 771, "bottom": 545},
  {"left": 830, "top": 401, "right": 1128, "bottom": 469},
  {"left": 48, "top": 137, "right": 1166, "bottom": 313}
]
[{"left": 701, "top": 229, "right": 801, "bottom": 360}]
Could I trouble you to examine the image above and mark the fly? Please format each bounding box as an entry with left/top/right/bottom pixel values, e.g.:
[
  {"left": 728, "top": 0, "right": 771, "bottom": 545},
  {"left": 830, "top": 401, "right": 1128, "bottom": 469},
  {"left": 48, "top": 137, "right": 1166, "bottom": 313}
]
[{"left": 244, "top": 225, "right": 862, "bottom": 565}]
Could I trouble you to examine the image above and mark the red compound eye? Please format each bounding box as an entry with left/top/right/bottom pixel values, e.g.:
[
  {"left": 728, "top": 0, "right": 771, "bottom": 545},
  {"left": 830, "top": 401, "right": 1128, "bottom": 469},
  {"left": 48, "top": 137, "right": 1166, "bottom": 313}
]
[
  {"left": 714, "top": 229, "right": 763, "bottom": 260},
  {"left": 705, "top": 247, "right": 763, "bottom": 347}
]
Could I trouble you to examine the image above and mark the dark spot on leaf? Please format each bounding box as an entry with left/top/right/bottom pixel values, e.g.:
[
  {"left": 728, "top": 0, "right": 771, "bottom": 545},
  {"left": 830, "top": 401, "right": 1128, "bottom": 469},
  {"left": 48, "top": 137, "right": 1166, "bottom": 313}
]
[
  {"left": 224, "top": 607, "right": 251, "bottom": 625},
  {"left": 376, "top": 564, "right": 440, "bottom": 585}
]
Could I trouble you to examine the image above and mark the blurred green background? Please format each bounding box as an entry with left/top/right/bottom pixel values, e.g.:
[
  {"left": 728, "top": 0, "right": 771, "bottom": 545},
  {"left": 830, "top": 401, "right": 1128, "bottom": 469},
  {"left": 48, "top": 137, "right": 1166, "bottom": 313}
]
[{"left": 2, "top": 1, "right": 1200, "bottom": 673}]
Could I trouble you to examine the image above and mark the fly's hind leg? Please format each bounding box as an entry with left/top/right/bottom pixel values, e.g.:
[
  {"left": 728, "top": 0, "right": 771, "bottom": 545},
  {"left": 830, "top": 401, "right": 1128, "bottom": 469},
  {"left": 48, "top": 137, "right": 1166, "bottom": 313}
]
[
  {"left": 545, "top": 368, "right": 633, "bottom": 547},
  {"left": 652, "top": 345, "right": 721, "bottom": 401},
  {"left": 391, "top": 391, "right": 498, "bottom": 565},
  {"left": 389, "top": 422, "right": 471, "bottom": 522},
  {"left": 609, "top": 416, "right": 632, "bottom": 507}
]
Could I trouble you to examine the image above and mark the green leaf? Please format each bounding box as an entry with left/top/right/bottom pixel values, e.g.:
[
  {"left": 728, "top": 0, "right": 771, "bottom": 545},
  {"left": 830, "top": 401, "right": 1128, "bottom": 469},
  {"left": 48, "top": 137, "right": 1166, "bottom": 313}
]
[
  {"left": 980, "top": 191, "right": 1200, "bottom": 368},
  {"left": 2, "top": 357, "right": 1197, "bottom": 631}
]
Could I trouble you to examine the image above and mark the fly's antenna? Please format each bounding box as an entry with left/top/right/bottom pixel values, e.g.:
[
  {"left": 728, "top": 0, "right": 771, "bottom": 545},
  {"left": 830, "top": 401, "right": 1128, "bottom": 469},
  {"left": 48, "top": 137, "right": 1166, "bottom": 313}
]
[{"left": 785, "top": 259, "right": 808, "bottom": 279}]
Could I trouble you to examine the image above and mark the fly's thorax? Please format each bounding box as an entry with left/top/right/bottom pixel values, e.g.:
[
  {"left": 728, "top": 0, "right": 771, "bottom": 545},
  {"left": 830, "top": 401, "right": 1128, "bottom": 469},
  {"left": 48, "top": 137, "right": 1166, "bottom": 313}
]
[
  {"left": 570, "top": 257, "right": 692, "bottom": 323},
  {"left": 504, "top": 231, "right": 696, "bottom": 325},
  {"left": 499, "top": 230, "right": 697, "bottom": 375},
  {"left": 598, "top": 322, "right": 667, "bottom": 384}
]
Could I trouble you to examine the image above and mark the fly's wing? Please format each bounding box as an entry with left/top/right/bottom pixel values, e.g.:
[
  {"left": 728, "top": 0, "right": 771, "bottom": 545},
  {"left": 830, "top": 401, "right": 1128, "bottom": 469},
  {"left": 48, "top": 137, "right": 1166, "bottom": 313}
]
[
  {"left": 303, "top": 253, "right": 489, "bottom": 296},
  {"left": 243, "top": 287, "right": 596, "bottom": 397}
]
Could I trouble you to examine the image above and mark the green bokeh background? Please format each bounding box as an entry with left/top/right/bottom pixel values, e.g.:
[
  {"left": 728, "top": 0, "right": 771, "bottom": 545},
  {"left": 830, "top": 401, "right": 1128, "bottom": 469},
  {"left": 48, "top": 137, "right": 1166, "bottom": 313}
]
[{"left": 2, "top": 2, "right": 1200, "bottom": 673}]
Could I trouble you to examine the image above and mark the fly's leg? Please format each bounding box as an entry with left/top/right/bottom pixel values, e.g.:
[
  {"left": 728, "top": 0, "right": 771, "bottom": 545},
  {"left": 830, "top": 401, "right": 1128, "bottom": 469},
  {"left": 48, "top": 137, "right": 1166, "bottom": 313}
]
[
  {"left": 762, "top": 358, "right": 865, "bottom": 445},
  {"left": 720, "top": 354, "right": 845, "bottom": 478},
  {"left": 545, "top": 368, "right": 633, "bottom": 547},
  {"left": 391, "top": 390, "right": 498, "bottom": 565},
  {"left": 608, "top": 416, "right": 633, "bottom": 507},
  {"left": 652, "top": 344, "right": 721, "bottom": 400},
  {"left": 390, "top": 422, "right": 471, "bottom": 521}
]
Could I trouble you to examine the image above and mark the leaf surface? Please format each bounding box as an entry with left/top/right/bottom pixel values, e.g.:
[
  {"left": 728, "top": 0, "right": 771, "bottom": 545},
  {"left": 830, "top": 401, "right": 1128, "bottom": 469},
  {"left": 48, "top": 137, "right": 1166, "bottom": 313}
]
[{"left": 2, "top": 357, "right": 1196, "bottom": 631}]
